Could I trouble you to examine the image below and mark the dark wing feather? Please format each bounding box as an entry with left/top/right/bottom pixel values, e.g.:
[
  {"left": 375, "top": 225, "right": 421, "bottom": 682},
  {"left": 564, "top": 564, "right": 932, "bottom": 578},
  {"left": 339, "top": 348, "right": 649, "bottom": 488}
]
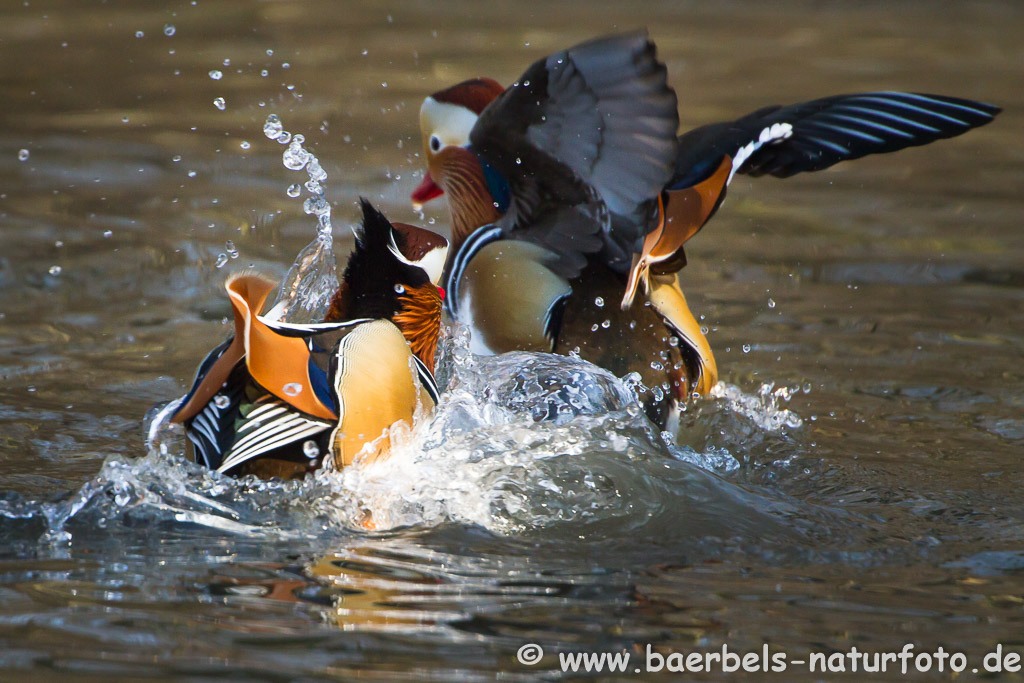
[
  {"left": 672, "top": 92, "right": 1000, "bottom": 187},
  {"left": 182, "top": 360, "right": 247, "bottom": 470},
  {"left": 470, "top": 31, "right": 679, "bottom": 278}
]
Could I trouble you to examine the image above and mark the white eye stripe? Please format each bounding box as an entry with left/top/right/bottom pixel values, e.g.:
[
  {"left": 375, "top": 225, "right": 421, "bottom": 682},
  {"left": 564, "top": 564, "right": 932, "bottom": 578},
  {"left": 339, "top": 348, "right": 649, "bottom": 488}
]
[
  {"left": 388, "top": 230, "right": 417, "bottom": 267},
  {"left": 388, "top": 230, "right": 449, "bottom": 285}
]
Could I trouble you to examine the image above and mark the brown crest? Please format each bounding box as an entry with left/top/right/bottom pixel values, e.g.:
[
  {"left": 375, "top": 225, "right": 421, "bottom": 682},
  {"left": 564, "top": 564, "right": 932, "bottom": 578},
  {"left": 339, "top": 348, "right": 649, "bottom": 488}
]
[
  {"left": 390, "top": 222, "right": 449, "bottom": 262},
  {"left": 430, "top": 78, "right": 504, "bottom": 115}
]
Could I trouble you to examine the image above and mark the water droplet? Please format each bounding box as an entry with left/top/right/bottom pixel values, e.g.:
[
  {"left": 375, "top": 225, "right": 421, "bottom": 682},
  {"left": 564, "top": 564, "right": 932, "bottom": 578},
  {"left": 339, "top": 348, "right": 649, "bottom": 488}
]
[
  {"left": 187, "top": 170, "right": 197, "bottom": 178},
  {"left": 17, "top": 149, "right": 29, "bottom": 161},
  {"left": 276, "top": 131, "right": 292, "bottom": 144},
  {"left": 523, "top": 79, "right": 531, "bottom": 86},
  {"left": 286, "top": 183, "right": 301, "bottom": 198},
  {"left": 135, "top": 30, "right": 144, "bottom": 38},
  {"left": 283, "top": 382, "right": 302, "bottom": 396},
  {"left": 601, "top": 319, "right": 611, "bottom": 329},
  {"left": 594, "top": 296, "right": 604, "bottom": 308},
  {"left": 282, "top": 62, "right": 290, "bottom": 69},
  {"left": 283, "top": 141, "right": 310, "bottom": 170},
  {"left": 103, "top": 230, "right": 112, "bottom": 238},
  {"left": 55, "top": 240, "right": 63, "bottom": 248},
  {"left": 213, "top": 394, "right": 230, "bottom": 409},
  {"left": 209, "top": 70, "right": 223, "bottom": 81},
  {"left": 263, "top": 114, "right": 283, "bottom": 140},
  {"left": 260, "top": 69, "right": 268, "bottom": 77},
  {"left": 515, "top": 157, "right": 522, "bottom": 165},
  {"left": 303, "top": 440, "right": 320, "bottom": 458},
  {"left": 381, "top": 81, "right": 388, "bottom": 88},
  {"left": 213, "top": 97, "right": 226, "bottom": 110},
  {"left": 171, "top": 154, "right": 181, "bottom": 162},
  {"left": 742, "top": 344, "right": 751, "bottom": 353},
  {"left": 700, "top": 326, "right": 709, "bottom": 335},
  {"left": 266, "top": 49, "right": 274, "bottom": 56},
  {"left": 239, "top": 141, "right": 250, "bottom": 150},
  {"left": 590, "top": 324, "right": 599, "bottom": 332},
  {"left": 48, "top": 265, "right": 62, "bottom": 276},
  {"left": 214, "top": 253, "right": 228, "bottom": 268},
  {"left": 163, "top": 24, "right": 175, "bottom": 36},
  {"left": 225, "top": 240, "right": 238, "bottom": 258},
  {"left": 768, "top": 298, "right": 776, "bottom": 308},
  {"left": 394, "top": 284, "right": 405, "bottom": 294},
  {"left": 803, "top": 382, "right": 812, "bottom": 394}
]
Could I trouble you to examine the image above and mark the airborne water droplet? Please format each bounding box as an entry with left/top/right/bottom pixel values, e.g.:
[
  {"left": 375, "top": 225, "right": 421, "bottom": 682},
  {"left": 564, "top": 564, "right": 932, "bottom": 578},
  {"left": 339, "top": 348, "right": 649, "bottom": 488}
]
[
  {"left": 225, "top": 240, "right": 238, "bottom": 258},
  {"left": 742, "top": 344, "right": 751, "bottom": 353},
  {"left": 239, "top": 141, "right": 250, "bottom": 150},
  {"left": 768, "top": 298, "right": 776, "bottom": 309},
  {"left": 213, "top": 97, "right": 226, "bottom": 110},
  {"left": 601, "top": 319, "right": 611, "bottom": 329},
  {"left": 209, "top": 69, "right": 222, "bottom": 80},
  {"left": 263, "top": 114, "right": 283, "bottom": 140},
  {"left": 214, "top": 253, "right": 228, "bottom": 268},
  {"left": 286, "top": 183, "right": 301, "bottom": 197},
  {"left": 48, "top": 265, "right": 62, "bottom": 276},
  {"left": 17, "top": 149, "right": 29, "bottom": 161},
  {"left": 594, "top": 296, "right": 604, "bottom": 308},
  {"left": 163, "top": 24, "right": 175, "bottom": 36},
  {"left": 213, "top": 394, "right": 230, "bottom": 409},
  {"left": 303, "top": 440, "right": 320, "bottom": 458}
]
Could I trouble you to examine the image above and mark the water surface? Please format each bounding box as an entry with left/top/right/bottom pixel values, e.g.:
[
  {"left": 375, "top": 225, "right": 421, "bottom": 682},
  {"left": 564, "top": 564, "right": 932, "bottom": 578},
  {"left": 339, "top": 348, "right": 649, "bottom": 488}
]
[{"left": 1, "top": 0, "right": 1022, "bottom": 679}]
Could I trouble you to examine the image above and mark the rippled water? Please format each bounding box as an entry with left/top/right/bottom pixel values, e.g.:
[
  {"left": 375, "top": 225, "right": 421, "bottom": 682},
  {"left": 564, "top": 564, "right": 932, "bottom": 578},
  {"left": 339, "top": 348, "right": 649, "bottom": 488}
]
[{"left": 2, "top": 1, "right": 1023, "bottom": 679}]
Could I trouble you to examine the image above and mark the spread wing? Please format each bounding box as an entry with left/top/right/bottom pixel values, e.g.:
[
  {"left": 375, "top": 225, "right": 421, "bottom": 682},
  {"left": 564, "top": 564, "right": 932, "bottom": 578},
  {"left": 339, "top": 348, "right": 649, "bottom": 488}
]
[
  {"left": 469, "top": 31, "right": 679, "bottom": 278},
  {"left": 672, "top": 92, "right": 1001, "bottom": 188}
]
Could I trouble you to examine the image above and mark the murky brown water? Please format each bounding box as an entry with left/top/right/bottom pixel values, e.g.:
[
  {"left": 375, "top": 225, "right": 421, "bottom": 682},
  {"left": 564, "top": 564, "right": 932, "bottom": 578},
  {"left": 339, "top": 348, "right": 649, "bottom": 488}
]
[{"left": 2, "top": 0, "right": 1023, "bottom": 680}]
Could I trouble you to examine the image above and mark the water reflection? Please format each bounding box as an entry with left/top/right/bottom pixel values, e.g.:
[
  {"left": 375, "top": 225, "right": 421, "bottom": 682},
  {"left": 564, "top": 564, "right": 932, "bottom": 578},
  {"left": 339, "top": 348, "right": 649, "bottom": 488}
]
[{"left": 1, "top": 0, "right": 1023, "bottom": 678}]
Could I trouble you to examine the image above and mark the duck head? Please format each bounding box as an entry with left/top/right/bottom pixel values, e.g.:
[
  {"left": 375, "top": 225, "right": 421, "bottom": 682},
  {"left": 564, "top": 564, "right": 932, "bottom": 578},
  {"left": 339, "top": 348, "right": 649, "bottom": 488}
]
[
  {"left": 326, "top": 199, "right": 449, "bottom": 371},
  {"left": 414, "top": 78, "right": 505, "bottom": 248}
]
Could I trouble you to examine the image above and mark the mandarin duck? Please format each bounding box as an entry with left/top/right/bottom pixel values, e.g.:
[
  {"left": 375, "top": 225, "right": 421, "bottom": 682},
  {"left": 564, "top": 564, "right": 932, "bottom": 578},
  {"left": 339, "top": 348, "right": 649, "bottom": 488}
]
[
  {"left": 412, "top": 32, "right": 1000, "bottom": 417},
  {"left": 165, "top": 199, "right": 448, "bottom": 480},
  {"left": 415, "top": 31, "right": 695, "bottom": 422}
]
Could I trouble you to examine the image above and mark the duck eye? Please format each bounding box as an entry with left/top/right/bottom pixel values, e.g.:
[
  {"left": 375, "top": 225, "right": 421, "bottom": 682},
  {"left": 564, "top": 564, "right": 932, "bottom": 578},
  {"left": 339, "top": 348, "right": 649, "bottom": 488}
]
[
  {"left": 394, "top": 284, "right": 406, "bottom": 294},
  {"left": 429, "top": 135, "right": 442, "bottom": 152}
]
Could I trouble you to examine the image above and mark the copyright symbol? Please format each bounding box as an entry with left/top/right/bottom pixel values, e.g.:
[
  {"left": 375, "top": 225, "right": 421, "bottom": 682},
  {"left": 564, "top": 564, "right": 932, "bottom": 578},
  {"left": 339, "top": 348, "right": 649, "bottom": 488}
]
[{"left": 517, "top": 643, "right": 544, "bottom": 666}]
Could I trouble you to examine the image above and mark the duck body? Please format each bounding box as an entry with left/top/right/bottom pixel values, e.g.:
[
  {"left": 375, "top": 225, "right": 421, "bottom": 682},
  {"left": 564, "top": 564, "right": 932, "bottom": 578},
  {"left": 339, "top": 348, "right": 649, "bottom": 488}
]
[
  {"left": 414, "top": 33, "right": 1001, "bottom": 414},
  {"left": 163, "top": 200, "right": 448, "bottom": 479}
]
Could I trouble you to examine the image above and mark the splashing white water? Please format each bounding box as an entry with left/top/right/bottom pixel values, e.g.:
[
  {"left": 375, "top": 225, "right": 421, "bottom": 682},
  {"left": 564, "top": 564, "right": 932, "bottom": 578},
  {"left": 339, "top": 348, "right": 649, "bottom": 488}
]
[
  {"left": 65, "top": 324, "right": 803, "bottom": 543},
  {"left": 261, "top": 114, "right": 340, "bottom": 324}
]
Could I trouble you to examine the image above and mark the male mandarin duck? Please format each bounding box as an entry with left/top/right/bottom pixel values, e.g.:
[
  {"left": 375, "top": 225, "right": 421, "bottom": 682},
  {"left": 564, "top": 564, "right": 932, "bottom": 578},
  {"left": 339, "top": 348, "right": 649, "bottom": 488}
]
[
  {"left": 415, "top": 31, "right": 697, "bottom": 422},
  {"left": 166, "top": 199, "right": 448, "bottom": 480},
  {"left": 412, "top": 31, "right": 1001, "bottom": 416}
]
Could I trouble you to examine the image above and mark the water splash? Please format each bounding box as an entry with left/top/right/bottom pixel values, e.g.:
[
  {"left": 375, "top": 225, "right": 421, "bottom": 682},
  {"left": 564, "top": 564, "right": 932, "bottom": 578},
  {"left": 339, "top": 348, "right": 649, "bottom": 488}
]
[
  {"left": 708, "top": 381, "right": 804, "bottom": 431},
  {"left": 261, "top": 114, "right": 340, "bottom": 324},
  {"left": 20, "top": 327, "right": 810, "bottom": 545}
]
